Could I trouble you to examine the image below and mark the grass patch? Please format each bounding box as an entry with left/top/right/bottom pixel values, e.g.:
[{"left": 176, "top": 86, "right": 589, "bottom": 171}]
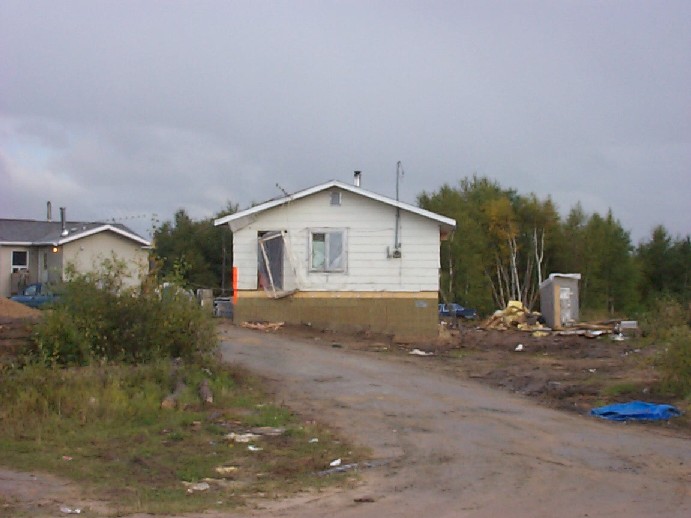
[
  {"left": 447, "top": 349, "right": 467, "bottom": 360},
  {"left": 640, "top": 296, "right": 691, "bottom": 398},
  {"left": 603, "top": 382, "right": 640, "bottom": 397},
  {"left": 0, "top": 360, "right": 368, "bottom": 515}
]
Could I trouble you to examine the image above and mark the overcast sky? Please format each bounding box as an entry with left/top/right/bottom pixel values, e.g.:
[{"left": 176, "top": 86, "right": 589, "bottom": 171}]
[{"left": 1, "top": 0, "right": 689, "bottom": 243}]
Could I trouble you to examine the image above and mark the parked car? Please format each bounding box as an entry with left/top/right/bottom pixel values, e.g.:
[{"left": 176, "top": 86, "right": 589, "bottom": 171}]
[
  {"left": 438, "top": 303, "right": 478, "bottom": 320},
  {"left": 10, "top": 283, "right": 59, "bottom": 309}
]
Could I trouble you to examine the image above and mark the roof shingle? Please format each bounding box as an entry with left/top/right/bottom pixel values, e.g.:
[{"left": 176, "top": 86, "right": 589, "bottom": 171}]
[{"left": 0, "top": 219, "right": 149, "bottom": 246}]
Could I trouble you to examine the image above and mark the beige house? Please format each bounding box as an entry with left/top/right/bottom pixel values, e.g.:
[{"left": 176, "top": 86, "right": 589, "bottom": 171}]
[
  {"left": 215, "top": 177, "right": 456, "bottom": 338},
  {"left": 0, "top": 212, "right": 150, "bottom": 297}
]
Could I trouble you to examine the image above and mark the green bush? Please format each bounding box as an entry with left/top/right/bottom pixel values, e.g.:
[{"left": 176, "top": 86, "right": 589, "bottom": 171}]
[
  {"left": 658, "top": 326, "right": 691, "bottom": 398},
  {"left": 640, "top": 294, "right": 688, "bottom": 340},
  {"left": 641, "top": 296, "right": 691, "bottom": 398},
  {"left": 30, "top": 266, "right": 216, "bottom": 365}
]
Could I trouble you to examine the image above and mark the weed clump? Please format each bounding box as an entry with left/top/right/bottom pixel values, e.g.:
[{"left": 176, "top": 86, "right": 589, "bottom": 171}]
[
  {"left": 658, "top": 325, "right": 691, "bottom": 398},
  {"left": 0, "top": 360, "right": 363, "bottom": 514},
  {"left": 642, "top": 296, "right": 691, "bottom": 398},
  {"left": 29, "top": 261, "right": 215, "bottom": 365}
]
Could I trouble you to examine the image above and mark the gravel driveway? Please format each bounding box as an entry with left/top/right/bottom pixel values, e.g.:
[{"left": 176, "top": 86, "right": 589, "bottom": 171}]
[{"left": 220, "top": 325, "right": 690, "bottom": 518}]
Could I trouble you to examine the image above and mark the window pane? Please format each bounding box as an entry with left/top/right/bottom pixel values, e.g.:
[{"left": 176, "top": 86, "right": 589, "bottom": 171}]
[
  {"left": 328, "top": 232, "right": 344, "bottom": 270},
  {"left": 311, "top": 233, "right": 325, "bottom": 270},
  {"left": 12, "top": 251, "right": 28, "bottom": 267}
]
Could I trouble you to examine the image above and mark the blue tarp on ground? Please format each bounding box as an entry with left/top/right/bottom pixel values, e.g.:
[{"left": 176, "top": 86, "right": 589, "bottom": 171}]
[{"left": 590, "top": 401, "right": 682, "bottom": 422}]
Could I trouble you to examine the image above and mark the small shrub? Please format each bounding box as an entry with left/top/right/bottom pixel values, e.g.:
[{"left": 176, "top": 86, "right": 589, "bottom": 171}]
[
  {"left": 658, "top": 326, "right": 691, "bottom": 398},
  {"left": 30, "top": 264, "right": 216, "bottom": 365},
  {"left": 640, "top": 295, "right": 687, "bottom": 340},
  {"left": 640, "top": 296, "right": 691, "bottom": 398}
]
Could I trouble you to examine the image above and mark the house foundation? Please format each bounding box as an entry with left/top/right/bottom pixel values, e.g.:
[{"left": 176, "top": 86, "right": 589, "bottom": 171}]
[{"left": 235, "top": 291, "right": 439, "bottom": 339}]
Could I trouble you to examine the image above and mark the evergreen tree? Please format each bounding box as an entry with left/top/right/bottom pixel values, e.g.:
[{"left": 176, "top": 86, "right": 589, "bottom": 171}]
[
  {"left": 578, "top": 210, "right": 639, "bottom": 315},
  {"left": 153, "top": 203, "right": 237, "bottom": 291},
  {"left": 637, "top": 226, "right": 691, "bottom": 306}
]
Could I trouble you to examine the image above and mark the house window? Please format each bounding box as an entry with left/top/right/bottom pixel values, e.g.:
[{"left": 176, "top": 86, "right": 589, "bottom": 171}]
[
  {"left": 330, "top": 191, "right": 341, "bottom": 206},
  {"left": 310, "top": 230, "right": 346, "bottom": 272},
  {"left": 11, "top": 251, "right": 28, "bottom": 272}
]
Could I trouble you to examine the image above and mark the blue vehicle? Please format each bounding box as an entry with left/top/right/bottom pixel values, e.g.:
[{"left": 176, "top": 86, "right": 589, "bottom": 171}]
[
  {"left": 439, "top": 303, "right": 478, "bottom": 320},
  {"left": 10, "top": 283, "right": 59, "bottom": 309}
]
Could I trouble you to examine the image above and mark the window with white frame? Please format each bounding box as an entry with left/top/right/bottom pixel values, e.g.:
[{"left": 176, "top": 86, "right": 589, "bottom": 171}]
[
  {"left": 11, "top": 251, "right": 28, "bottom": 272},
  {"left": 310, "top": 229, "right": 346, "bottom": 272}
]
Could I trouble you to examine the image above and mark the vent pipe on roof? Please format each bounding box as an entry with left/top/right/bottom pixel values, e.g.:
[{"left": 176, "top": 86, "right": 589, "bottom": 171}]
[
  {"left": 353, "top": 171, "right": 361, "bottom": 187},
  {"left": 47, "top": 201, "right": 52, "bottom": 221},
  {"left": 60, "top": 207, "right": 68, "bottom": 236}
]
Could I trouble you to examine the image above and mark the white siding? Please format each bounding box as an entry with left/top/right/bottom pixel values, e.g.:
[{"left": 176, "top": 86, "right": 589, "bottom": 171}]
[
  {"left": 62, "top": 232, "right": 149, "bottom": 288},
  {"left": 233, "top": 189, "right": 441, "bottom": 292}
]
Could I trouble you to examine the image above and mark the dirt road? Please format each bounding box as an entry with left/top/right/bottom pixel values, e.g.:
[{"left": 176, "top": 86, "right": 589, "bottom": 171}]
[{"left": 219, "top": 325, "right": 690, "bottom": 518}]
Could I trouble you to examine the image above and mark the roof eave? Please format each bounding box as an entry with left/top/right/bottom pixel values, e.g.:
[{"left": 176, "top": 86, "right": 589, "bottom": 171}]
[
  {"left": 214, "top": 180, "right": 457, "bottom": 230},
  {"left": 54, "top": 225, "right": 150, "bottom": 246},
  {"left": 0, "top": 241, "right": 35, "bottom": 247}
]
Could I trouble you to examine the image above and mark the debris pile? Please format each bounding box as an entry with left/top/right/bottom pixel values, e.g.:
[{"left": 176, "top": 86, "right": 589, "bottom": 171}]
[
  {"left": 553, "top": 320, "right": 638, "bottom": 339},
  {"left": 555, "top": 323, "right": 616, "bottom": 339},
  {"left": 240, "top": 321, "right": 285, "bottom": 332},
  {"left": 482, "top": 301, "right": 548, "bottom": 334},
  {"left": 482, "top": 300, "right": 637, "bottom": 339}
]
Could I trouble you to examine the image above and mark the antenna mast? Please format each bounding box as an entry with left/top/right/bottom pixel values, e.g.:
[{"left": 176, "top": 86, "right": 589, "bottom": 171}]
[{"left": 393, "top": 161, "right": 404, "bottom": 255}]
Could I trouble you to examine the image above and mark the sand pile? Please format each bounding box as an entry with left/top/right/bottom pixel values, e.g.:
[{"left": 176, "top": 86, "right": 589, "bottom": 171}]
[{"left": 0, "top": 297, "right": 41, "bottom": 320}]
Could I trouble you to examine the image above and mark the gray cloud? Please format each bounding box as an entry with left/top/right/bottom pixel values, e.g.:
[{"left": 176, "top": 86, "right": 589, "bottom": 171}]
[{"left": 1, "top": 0, "right": 689, "bottom": 242}]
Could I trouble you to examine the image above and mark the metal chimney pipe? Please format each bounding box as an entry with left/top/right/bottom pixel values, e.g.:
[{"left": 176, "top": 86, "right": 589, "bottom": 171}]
[
  {"left": 354, "top": 171, "right": 361, "bottom": 187},
  {"left": 60, "top": 207, "right": 68, "bottom": 236},
  {"left": 47, "top": 201, "right": 52, "bottom": 221}
]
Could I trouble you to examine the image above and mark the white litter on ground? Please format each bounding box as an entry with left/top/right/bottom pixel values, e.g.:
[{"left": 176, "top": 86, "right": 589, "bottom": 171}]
[{"left": 409, "top": 349, "right": 434, "bottom": 356}]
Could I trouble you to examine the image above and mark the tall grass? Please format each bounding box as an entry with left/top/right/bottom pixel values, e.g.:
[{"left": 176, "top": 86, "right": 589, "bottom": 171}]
[
  {"left": 658, "top": 325, "right": 691, "bottom": 398},
  {"left": 0, "top": 360, "right": 363, "bottom": 514},
  {"left": 642, "top": 296, "right": 691, "bottom": 398}
]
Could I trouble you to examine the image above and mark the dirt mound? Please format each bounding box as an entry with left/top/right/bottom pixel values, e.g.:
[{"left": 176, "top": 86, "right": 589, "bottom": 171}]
[
  {"left": 0, "top": 298, "right": 40, "bottom": 364},
  {"left": 0, "top": 297, "right": 41, "bottom": 320}
]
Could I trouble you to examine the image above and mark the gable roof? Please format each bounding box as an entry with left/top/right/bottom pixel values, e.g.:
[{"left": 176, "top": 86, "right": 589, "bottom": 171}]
[
  {"left": 0, "top": 219, "right": 150, "bottom": 247},
  {"left": 214, "top": 180, "right": 456, "bottom": 234}
]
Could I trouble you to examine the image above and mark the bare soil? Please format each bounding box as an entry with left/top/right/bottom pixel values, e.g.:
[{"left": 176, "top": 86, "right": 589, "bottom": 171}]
[
  {"left": 271, "top": 320, "right": 683, "bottom": 425},
  {"left": 1, "top": 308, "right": 688, "bottom": 517},
  {"left": 0, "top": 297, "right": 41, "bottom": 320},
  {"left": 0, "top": 299, "right": 41, "bottom": 368},
  {"left": 217, "top": 324, "right": 691, "bottom": 518}
]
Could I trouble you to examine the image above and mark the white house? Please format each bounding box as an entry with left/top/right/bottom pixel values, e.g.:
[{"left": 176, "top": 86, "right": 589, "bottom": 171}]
[
  {"left": 214, "top": 176, "right": 456, "bottom": 338},
  {"left": 0, "top": 208, "right": 150, "bottom": 297}
]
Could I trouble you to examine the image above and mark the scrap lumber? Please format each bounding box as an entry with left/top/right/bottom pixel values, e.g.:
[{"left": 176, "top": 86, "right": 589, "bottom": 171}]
[
  {"left": 481, "top": 300, "right": 626, "bottom": 337},
  {"left": 240, "top": 321, "right": 285, "bottom": 332}
]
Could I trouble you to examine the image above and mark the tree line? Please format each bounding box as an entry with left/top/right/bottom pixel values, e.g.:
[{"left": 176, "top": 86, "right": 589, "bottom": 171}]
[
  {"left": 419, "top": 176, "right": 690, "bottom": 317},
  {"left": 153, "top": 203, "right": 236, "bottom": 294},
  {"left": 152, "top": 177, "right": 689, "bottom": 318}
]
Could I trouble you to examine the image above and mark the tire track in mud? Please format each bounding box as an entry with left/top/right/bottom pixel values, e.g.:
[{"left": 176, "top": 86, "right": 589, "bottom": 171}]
[{"left": 220, "top": 326, "right": 691, "bottom": 518}]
